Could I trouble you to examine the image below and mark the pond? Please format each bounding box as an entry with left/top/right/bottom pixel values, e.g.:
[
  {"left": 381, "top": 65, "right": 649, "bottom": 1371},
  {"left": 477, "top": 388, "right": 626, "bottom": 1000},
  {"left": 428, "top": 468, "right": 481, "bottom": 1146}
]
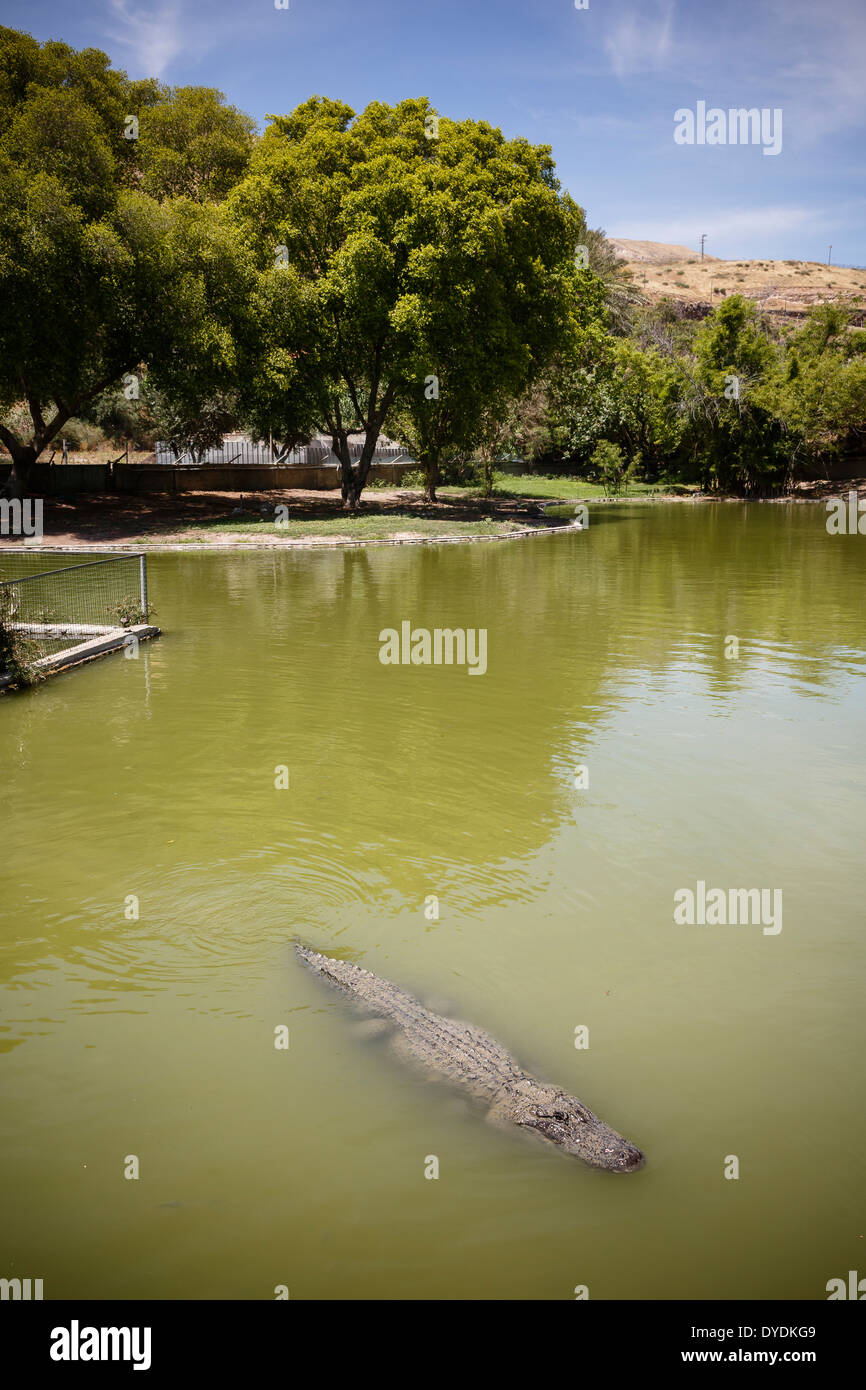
[{"left": 1, "top": 501, "right": 864, "bottom": 1299}]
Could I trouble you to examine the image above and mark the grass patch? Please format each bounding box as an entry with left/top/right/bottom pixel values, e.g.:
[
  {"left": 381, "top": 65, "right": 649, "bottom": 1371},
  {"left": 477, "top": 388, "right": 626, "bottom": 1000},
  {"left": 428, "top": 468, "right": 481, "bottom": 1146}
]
[
  {"left": 159, "top": 511, "right": 531, "bottom": 541},
  {"left": 442, "top": 473, "right": 672, "bottom": 501}
]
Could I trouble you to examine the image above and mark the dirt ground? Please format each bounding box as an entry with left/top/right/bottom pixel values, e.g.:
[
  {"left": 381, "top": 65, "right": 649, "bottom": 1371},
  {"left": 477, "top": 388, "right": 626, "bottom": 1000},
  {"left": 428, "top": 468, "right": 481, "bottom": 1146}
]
[
  {"left": 791, "top": 476, "right": 866, "bottom": 499},
  {"left": 4, "top": 487, "right": 545, "bottom": 547}
]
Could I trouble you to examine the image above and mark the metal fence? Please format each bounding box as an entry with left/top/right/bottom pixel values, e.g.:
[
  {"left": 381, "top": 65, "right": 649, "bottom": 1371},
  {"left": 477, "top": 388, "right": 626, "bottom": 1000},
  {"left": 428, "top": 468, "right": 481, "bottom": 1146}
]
[
  {"left": 0, "top": 552, "right": 149, "bottom": 664},
  {"left": 153, "top": 438, "right": 409, "bottom": 467}
]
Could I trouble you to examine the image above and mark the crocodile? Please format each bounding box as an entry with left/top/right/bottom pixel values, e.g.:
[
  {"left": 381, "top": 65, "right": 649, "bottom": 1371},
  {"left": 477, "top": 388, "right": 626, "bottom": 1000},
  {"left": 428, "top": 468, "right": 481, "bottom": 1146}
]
[{"left": 296, "top": 943, "right": 645, "bottom": 1173}]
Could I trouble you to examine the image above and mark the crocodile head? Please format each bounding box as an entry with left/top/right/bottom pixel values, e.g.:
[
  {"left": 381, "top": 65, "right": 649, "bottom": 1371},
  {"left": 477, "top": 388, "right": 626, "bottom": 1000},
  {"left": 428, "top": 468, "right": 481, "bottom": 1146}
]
[{"left": 519, "top": 1090, "right": 645, "bottom": 1173}]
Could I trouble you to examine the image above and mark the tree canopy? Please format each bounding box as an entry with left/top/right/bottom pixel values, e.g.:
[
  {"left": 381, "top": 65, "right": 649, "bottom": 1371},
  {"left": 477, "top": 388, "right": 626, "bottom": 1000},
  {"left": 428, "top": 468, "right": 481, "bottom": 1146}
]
[
  {"left": 1, "top": 25, "right": 862, "bottom": 502},
  {"left": 133, "top": 86, "right": 257, "bottom": 203},
  {"left": 0, "top": 26, "right": 253, "bottom": 492},
  {"left": 229, "top": 96, "right": 584, "bottom": 506}
]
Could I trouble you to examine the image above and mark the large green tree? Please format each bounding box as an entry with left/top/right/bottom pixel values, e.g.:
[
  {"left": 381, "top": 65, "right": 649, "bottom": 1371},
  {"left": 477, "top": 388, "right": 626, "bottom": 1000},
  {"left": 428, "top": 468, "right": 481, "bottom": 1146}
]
[
  {"left": 132, "top": 86, "right": 257, "bottom": 203},
  {"left": 0, "top": 28, "right": 253, "bottom": 493},
  {"left": 386, "top": 191, "right": 585, "bottom": 500},
  {"left": 230, "top": 96, "right": 581, "bottom": 507},
  {"left": 765, "top": 304, "right": 866, "bottom": 467},
  {"left": 682, "top": 296, "right": 790, "bottom": 493}
]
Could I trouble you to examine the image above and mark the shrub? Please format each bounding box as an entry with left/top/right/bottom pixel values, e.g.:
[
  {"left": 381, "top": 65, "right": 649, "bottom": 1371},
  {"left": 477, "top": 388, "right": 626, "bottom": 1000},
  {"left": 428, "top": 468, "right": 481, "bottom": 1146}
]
[
  {"left": 440, "top": 455, "right": 484, "bottom": 486},
  {"left": 54, "top": 419, "right": 106, "bottom": 453},
  {"left": 105, "top": 596, "right": 150, "bottom": 627},
  {"left": 0, "top": 590, "right": 41, "bottom": 689},
  {"left": 397, "top": 468, "right": 426, "bottom": 489},
  {"left": 589, "top": 439, "right": 635, "bottom": 494}
]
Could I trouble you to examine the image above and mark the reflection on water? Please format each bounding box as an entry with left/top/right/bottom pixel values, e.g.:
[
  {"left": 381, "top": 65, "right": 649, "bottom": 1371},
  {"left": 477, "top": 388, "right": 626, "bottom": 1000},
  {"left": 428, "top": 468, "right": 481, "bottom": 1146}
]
[{"left": 1, "top": 502, "right": 864, "bottom": 1298}]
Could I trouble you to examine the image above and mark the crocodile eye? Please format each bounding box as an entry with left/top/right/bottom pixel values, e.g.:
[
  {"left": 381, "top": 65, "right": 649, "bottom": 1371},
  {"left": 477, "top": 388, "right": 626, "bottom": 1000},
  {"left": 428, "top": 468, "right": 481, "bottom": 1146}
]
[{"left": 553, "top": 1111, "right": 568, "bottom": 1122}]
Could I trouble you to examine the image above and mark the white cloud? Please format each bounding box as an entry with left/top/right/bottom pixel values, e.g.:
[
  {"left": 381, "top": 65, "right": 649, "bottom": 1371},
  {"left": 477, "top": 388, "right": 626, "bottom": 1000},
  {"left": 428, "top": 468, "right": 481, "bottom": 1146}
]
[
  {"left": 597, "top": 0, "right": 866, "bottom": 145},
  {"left": 106, "top": 0, "right": 185, "bottom": 78},
  {"left": 610, "top": 206, "right": 820, "bottom": 248},
  {"left": 765, "top": 0, "right": 866, "bottom": 140},
  {"left": 604, "top": 0, "right": 676, "bottom": 79}
]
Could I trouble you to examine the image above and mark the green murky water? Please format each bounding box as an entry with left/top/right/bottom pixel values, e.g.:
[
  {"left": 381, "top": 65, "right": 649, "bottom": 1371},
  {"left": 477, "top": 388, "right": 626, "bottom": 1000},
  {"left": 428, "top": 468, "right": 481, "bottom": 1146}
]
[{"left": 2, "top": 502, "right": 865, "bottom": 1300}]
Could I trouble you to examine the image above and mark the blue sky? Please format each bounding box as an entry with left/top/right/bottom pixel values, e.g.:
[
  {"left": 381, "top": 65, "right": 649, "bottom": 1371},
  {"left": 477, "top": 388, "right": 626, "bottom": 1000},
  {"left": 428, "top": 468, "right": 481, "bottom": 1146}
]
[{"left": 6, "top": 0, "right": 865, "bottom": 262}]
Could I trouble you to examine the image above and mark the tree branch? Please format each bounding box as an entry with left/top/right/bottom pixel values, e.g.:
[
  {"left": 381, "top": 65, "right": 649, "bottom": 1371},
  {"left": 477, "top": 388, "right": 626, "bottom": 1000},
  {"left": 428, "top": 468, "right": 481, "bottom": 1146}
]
[
  {"left": 25, "top": 392, "right": 46, "bottom": 436},
  {"left": 332, "top": 309, "right": 367, "bottom": 431},
  {"left": 0, "top": 420, "right": 19, "bottom": 455}
]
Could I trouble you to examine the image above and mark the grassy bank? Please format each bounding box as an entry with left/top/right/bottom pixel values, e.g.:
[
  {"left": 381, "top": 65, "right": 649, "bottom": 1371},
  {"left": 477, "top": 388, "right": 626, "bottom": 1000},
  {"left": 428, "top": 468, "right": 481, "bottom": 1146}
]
[
  {"left": 443, "top": 474, "right": 688, "bottom": 501},
  {"left": 8, "top": 471, "right": 852, "bottom": 552},
  {"left": 10, "top": 485, "right": 557, "bottom": 548},
  {"left": 157, "top": 511, "right": 531, "bottom": 543}
]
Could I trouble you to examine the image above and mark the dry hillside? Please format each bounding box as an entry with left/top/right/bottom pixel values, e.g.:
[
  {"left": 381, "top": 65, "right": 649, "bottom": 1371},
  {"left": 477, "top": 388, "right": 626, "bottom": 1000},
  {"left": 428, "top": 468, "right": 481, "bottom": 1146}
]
[{"left": 608, "top": 238, "right": 866, "bottom": 312}]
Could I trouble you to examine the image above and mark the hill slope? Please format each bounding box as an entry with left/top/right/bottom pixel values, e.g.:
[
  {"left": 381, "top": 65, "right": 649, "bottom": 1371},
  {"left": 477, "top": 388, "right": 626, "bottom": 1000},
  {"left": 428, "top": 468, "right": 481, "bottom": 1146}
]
[{"left": 609, "top": 240, "right": 866, "bottom": 310}]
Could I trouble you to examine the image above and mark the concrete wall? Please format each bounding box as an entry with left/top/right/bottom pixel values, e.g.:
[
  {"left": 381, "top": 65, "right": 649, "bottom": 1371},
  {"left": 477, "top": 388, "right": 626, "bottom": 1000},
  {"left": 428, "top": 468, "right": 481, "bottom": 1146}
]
[
  {"left": 116, "top": 461, "right": 415, "bottom": 493},
  {"left": 0, "top": 462, "right": 111, "bottom": 494},
  {"left": 4, "top": 456, "right": 864, "bottom": 495},
  {"left": 0, "top": 460, "right": 417, "bottom": 496}
]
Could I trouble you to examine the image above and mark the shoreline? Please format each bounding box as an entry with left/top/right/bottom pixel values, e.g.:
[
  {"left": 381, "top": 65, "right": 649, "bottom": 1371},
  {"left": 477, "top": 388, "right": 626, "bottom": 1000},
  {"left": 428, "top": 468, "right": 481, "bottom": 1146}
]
[
  {"left": 0, "top": 521, "right": 575, "bottom": 554},
  {"left": 0, "top": 482, "right": 860, "bottom": 553}
]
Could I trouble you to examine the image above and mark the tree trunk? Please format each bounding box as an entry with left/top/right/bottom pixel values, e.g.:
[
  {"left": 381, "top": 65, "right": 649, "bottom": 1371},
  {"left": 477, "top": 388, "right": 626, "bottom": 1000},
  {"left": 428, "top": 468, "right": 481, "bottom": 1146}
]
[
  {"left": 1, "top": 443, "right": 37, "bottom": 499},
  {"left": 331, "top": 432, "right": 358, "bottom": 510},
  {"left": 480, "top": 453, "right": 495, "bottom": 497},
  {"left": 330, "top": 380, "right": 395, "bottom": 510},
  {"left": 340, "top": 427, "right": 382, "bottom": 510},
  {"left": 341, "top": 466, "right": 360, "bottom": 510},
  {"left": 423, "top": 453, "right": 439, "bottom": 503},
  {"left": 332, "top": 440, "right": 350, "bottom": 505}
]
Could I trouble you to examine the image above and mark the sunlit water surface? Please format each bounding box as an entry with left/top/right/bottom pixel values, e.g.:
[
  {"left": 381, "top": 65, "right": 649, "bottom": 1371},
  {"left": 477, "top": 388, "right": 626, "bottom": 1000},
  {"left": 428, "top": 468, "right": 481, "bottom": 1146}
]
[{"left": 1, "top": 502, "right": 864, "bottom": 1299}]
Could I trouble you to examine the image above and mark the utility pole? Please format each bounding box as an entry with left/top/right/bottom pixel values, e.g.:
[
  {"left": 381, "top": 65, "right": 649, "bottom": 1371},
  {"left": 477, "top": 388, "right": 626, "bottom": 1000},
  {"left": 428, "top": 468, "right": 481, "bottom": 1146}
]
[{"left": 700, "top": 233, "right": 707, "bottom": 262}]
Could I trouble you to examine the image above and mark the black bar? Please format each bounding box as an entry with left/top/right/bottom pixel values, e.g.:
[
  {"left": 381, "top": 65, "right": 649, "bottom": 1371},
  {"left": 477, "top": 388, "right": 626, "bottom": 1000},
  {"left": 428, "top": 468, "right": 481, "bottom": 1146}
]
[{"left": 4, "top": 1299, "right": 859, "bottom": 1375}]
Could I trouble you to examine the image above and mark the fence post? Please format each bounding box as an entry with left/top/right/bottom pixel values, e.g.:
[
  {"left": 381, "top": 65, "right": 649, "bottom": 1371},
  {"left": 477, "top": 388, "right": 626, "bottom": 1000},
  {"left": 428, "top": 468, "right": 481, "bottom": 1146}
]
[{"left": 139, "top": 555, "right": 148, "bottom": 620}]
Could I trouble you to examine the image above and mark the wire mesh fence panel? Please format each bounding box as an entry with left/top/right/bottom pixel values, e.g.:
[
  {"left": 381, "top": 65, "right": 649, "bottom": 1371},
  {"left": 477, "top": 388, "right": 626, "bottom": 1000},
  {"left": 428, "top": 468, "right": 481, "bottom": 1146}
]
[
  {"left": 0, "top": 551, "right": 82, "bottom": 581},
  {"left": 153, "top": 440, "right": 332, "bottom": 466},
  {"left": 0, "top": 553, "right": 149, "bottom": 666},
  {"left": 153, "top": 439, "right": 409, "bottom": 467}
]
